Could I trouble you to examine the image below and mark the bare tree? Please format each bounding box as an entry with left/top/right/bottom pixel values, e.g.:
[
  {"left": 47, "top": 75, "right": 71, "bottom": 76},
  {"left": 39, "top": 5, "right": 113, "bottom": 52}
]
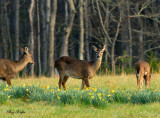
[
  {"left": 136, "top": 3, "right": 144, "bottom": 60},
  {"left": 60, "top": 0, "right": 76, "bottom": 56},
  {"left": 37, "top": 0, "right": 41, "bottom": 77},
  {"left": 41, "top": 0, "right": 49, "bottom": 75},
  {"left": 49, "top": 0, "right": 57, "bottom": 77},
  {"left": 29, "top": 0, "right": 35, "bottom": 77},
  {"left": 79, "top": 0, "right": 84, "bottom": 60},
  {"left": 96, "top": 0, "right": 122, "bottom": 73},
  {"left": 15, "top": 0, "right": 19, "bottom": 61},
  {"left": 127, "top": 0, "right": 133, "bottom": 67},
  {"left": 84, "top": 0, "right": 90, "bottom": 61},
  {"left": 1, "top": 0, "right": 8, "bottom": 59}
]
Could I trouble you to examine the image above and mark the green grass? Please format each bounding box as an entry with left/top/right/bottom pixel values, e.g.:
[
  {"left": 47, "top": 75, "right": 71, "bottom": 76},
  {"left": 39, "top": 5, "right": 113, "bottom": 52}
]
[
  {"left": 1, "top": 100, "right": 160, "bottom": 118},
  {"left": 0, "top": 74, "right": 160, "bottom": 117}
]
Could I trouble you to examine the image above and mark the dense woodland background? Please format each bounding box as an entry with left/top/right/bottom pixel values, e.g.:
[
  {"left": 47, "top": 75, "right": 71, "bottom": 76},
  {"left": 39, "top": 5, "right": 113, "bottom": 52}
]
[{"left": 0, "top": 0, "right": 160, "bottom": 77}]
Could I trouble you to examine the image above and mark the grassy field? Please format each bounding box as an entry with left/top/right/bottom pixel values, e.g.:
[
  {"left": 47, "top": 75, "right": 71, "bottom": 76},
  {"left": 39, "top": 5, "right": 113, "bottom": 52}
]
[{"left": 0, "top": 74, "right": 160, "bottom": 118}]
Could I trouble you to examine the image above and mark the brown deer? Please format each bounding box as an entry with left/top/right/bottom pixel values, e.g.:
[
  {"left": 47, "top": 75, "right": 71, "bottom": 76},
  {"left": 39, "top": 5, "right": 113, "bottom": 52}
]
[
  {"left": 55, "top": 45, "right": 106, "bottom": 90},
  {"left": 0, "top": 47, "right": 34, "bottom": 86},
  {"left": 135, "top": 60, "right": 151, "bottom": 89}
]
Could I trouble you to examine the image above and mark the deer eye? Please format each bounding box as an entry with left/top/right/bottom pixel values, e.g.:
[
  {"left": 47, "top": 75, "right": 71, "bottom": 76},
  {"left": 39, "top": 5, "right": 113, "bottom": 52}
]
[{"left": 101, "top": 52, "right": 103, "bottom": 53}]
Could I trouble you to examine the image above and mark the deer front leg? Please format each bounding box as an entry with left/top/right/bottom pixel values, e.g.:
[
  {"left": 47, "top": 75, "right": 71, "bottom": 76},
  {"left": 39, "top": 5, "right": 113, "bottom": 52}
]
[
  {"left": 81, "top": 80, "right": 85, "bottom": 90},
  {"left": 83, "top": 78, "right": 90, "bottom": 88},
  {"left": 6, "top": 77, "right": 11, "bottom": 86}
]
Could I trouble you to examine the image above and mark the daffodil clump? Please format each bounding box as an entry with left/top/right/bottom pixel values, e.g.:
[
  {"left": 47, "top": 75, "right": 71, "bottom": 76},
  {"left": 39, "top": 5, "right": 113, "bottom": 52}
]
[{"left": 1, "top": 83, "right": 160, "bottom": 107}]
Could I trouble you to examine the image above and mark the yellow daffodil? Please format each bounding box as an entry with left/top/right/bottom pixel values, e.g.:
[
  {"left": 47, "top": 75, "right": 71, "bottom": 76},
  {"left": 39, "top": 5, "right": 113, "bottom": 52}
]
[
  {"left": 91, "top": 96, "right": 94, "bottom": 99},
  {"left": 26, "top": 99, "right": 29, "bottom": 102},
  {"left": 47, "top": 85, "right": 50, "bottom": 89},
  {"left": 111, "top": 90, "right": 115, "bottom": 93},
  {"left": 98, "top": 93, "right": 102, "bottom": 96},
  {"left": 23, "top": 84, "right": 25, "bottom": 88}
]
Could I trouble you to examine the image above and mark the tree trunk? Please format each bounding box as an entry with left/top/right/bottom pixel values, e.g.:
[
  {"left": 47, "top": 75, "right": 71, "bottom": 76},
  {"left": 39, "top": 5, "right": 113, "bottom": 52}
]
[
  {"left": 4, "top": 4, "right": 13, "bottom": 59},
  {"left": 1, "top": 0, "right": 8, "bottom": 59},
  {"left": 127, "top": 0, "right": 133, "bottom": 67},
  {"left": 37, "top": 0, "right": 41, "bottom": 77},
  {"left": 29, "top": 0, "right": 35, "bottom": 77},
  {"left": 104, "top": 1, "right": 110, "bottom": 63},
  {"left": 136, "top": 3, "right": 143, "bottom": 60},
  {"left": 60, "top": 0, "right": 76, "bottom": 56},
  {"left": 111, "top": 4, "right": 122, "bottom": 74},
  {"left": 49, "top": 0, "right": 57, "bottom": 77},
  {"left": 15, "top": 0, "right": 19, "bottom": 61},
  {"left": 84, "top": 0, "right": 90, "bottom": 61},
  {"left": 41, "top": 0, "right": 48, "bottom": 75},
  {"left": 79, "top": 0, "right": 84, "bottom": 60}
]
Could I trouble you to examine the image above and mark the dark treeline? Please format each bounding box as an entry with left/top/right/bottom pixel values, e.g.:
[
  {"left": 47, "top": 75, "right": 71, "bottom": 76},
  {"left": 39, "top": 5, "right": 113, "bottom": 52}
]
[{"left": 0, "top": 0, "right": 160, "bottom": 77}]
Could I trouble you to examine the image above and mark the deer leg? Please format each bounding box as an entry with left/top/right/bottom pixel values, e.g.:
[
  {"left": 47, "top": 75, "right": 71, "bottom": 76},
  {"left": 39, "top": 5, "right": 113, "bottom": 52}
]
[
  {"left": 136, "top": 71, "right": 139, "bottom": 85},
  {"left": 81, "top": 80, "right": 85, "bottom": 90},
  {"left": 84, "top": 78, "right": 90, "bottom": 88},
  {"left": 139, "top": 76, "right": 143, "bottom": 90},
  {"left": 58, "top": 73, "right": 64, "bottom": 90},
  {"left": 62, "top": 75, "right": 69, "bottom": 90},
  {"left": 146, "top": 75, "right": 150, "bottom": 88},
  {"left": 144, "top": 76, "right": 147, "bottom": 87},
  {"left": 6, "top": 78, "right": 11, "bottom": 86},
  {"left": 136, "top": 76, "right": 139, "bottom": 86}
]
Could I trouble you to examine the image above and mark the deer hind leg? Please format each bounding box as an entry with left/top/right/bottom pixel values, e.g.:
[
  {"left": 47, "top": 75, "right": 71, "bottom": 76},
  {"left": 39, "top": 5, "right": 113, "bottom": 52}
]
[
  {"left": 58, "top": 73, "right": 65, "bottom": 90},
  {"left": 62, "top": 75, "right": 69, "bottom": 90},
  {"left": 144, "top": 76, "right": 147, "bottom": 87},
  {"left": 139, "top": 74, "right": 143, "bottom": 90},
  {"left": 81, "top": 80, "right": 85, "bottom": 90},
  {"left": 137, "top": 75, "right": 143, "bottom": 90},
  {"left": 136, "top": 70, "right": 139, "bottom": 85}
]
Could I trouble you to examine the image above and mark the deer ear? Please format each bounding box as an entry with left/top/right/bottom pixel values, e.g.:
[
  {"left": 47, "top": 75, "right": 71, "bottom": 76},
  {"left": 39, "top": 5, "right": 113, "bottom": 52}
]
[
  {"left": 92, "top": 45, "right": 97, "bottom": 51},
  {"left": 25, "top": 47, "right": 29, "bottom": 53},
  {"left": 102, "top": 45, "right": 106, "bottom": 51},
  {"left": 19, "top": 46, "right": 25, "bottom": 52}
]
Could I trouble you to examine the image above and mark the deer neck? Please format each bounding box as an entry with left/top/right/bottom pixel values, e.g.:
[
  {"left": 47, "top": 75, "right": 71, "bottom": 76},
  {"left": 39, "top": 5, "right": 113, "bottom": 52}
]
[
  {"left": 91, "top": 58, "right": 102, "bottom": 73},
  {"left": 14, "top": 56, "right": 29, "bottom": 73}
]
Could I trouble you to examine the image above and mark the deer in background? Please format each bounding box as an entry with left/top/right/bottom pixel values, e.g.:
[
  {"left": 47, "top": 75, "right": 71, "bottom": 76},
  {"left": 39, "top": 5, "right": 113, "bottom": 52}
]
[
  {"left": 135, "top": 60, "right": 151, "bottom": 89},
  {"left": 55, "top": 45, "right": 106, "bottom": 90},
  {"left": 0, "top": 47, "right": 34, "bottom": 86}
]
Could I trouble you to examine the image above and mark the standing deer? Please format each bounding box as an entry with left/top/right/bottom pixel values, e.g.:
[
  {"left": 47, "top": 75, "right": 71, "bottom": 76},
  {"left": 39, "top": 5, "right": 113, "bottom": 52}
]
[
  {"left": 135, "top": 60, "right": 151, "bottom": 89},
  {"left": 0, "top": 47, "right": 34, "bottom": 86},
  {"left": 55, "top": 45, "right": 106, "bottom": 90}
]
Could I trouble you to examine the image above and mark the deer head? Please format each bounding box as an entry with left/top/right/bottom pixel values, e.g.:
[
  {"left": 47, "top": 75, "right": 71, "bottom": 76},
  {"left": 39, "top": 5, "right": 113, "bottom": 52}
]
[
  {"left": 19, "top": 46, "right": 34, "bottom": 64},
  {"left": 92, "top": 45, "right": 106, "bottom": 60}
]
